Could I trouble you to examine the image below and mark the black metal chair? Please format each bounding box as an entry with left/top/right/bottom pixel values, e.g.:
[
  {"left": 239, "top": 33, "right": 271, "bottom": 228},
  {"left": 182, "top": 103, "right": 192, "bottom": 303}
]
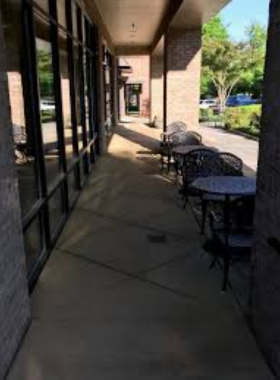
[
  {"left": 172, "top": 131, "right": 202, "bottom": 175},
  {"left": 13, "top": 124, "right": 29, "bottom": 163},
  {"left": 215, "top": 152, "right": 243, "bottom": 176},
  {"left": 181, "top": 148, "right": 218, "bottom": 205},
  {"left": 160, "top": 122, "right": 187, "bottom": 170},
  {"left": 207, "top": 195, "right": 255, "bottom": 291},
  {"left": 200, "top": 153, "right": 243, "bottom": 233},
  {"left": 160, "top": 121, "right": 187, "bottom": 139}
]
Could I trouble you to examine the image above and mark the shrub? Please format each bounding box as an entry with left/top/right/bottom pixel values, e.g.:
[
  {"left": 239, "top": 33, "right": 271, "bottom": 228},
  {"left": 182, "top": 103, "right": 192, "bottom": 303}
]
[
  {"left": 41, "top": 110, "right": 56, "bottom": 123},
  {"left": 199, "top": 108, "right": 213, "bottom": 121},
  {"left": 224, "top": 105, "right": 261, "bottom": 130}
]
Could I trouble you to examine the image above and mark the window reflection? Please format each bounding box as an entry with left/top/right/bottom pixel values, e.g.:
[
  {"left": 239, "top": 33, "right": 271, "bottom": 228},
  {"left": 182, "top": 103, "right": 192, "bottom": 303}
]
[
  {"left": 74, "top": 42, "right": 84, "bottom": 151},
  {"left": 2, "top": 0, "right": 39, "bottom": 217},
  {"left": 84, "top": 47, "right": 90, "bottom": 141},
  {"left": 49, "top": 186, "right": 64, "bottom": 234},
  {"left": 59, "top": 29, "right": 74, "bottom": 162},
  {"left": 34, "top": 12, "right": 61, "bottom": 190}
]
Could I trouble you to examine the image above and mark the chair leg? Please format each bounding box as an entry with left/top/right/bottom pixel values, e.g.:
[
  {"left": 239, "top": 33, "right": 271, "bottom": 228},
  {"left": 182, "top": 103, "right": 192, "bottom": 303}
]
[
  {"left": 167, "top": 154, "right": 171, "bottom": 172},
  {"left": 222, "top": 252, "right": 230, "bottom": 291},
  {"left": 182, "top": 193, "right": 188, "bottom": 209},
  {"left": 209, "top": 257, "right": 217, "bottom": 269},
  {"left": 161, "top": 154, "right": 164, "bottom": 170},
  {"left": 201, "top": 200, "right": 208, "bottom": 234}
]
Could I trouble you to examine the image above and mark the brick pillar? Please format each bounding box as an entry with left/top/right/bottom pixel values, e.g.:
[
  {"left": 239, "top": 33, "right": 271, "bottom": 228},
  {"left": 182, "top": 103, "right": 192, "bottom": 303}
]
[
  {"left": 165, "top": 28, "right": 201, "bottom": 128},
  {"left": 250, "top": 0, "right": 280, "bottom": 376},
  {"left": 119, "top": 86, "right": 126, "bottom": 120},
  {"left": 0, "top": 7, "right": 30, "bottom": 379},
  {"left": 150, "top": 53, "right": 164, "bottom": 127}
]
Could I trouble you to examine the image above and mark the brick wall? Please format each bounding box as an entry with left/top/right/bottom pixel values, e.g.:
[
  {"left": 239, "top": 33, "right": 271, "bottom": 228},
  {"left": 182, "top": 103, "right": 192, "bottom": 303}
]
[
  {"left": 0, "top": 7, "right": 31, "bottom": 379},
  {"left": 120, "top": 55, "right": 150, "bottom": 118},
  {"left": 151, "top": 53, "right": 164, "bottom": 125},
  {"left": 166, "top": 28, "right": 201, "bottom": 127}
]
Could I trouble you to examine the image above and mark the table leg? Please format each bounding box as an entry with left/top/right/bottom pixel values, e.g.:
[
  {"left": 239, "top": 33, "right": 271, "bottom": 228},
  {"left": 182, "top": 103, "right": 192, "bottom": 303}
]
[{"left": 222, "top": 194, "right": 230, "bottom": 291}]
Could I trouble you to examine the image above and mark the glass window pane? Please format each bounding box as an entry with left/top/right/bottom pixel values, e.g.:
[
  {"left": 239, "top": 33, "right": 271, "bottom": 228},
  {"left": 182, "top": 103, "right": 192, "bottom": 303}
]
[
  {"left": 34, "top": 12, "right": 62, "bottom": 190},
  {"left": 59, "top": 28, "right": 75, "bottom": 162},
  {"left": 49, "top": 185, "right": 64, "bottom": 234},
  {"left": 72, "top": 2, "right": 78, "bottom": 38},
  {"left": 2, "top": 0, "right": 40, "bottom": 217},
  {"left": 57, "top": 0, "right": 67, "bottom": 28},
  {"left": 74, "top": 42, "right": 84, "bottom": 151},
  {"left": 80, "top": 159, "right": 85, "bottom": 186},
  {"left": 84, "top": 48, "right": 90, "bottom": 141},
  {"left": 34, "top": 0, "right": 49, "bottom": 14},
  {"left": 24, "top": 215, "right": 45, "bottom": 276},
  {"left": 67, "top": 168, "right": 78, "bottom": 203}
]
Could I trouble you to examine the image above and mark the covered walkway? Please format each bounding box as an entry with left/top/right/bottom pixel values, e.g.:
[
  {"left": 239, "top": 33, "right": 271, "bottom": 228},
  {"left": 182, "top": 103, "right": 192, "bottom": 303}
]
[{"left": 7, "top": 122, "right": 272, "bottom": 379}]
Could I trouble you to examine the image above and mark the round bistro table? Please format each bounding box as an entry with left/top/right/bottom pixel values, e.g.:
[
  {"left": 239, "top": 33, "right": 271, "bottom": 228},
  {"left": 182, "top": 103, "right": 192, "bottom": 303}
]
[
  {"left": 191, "top": 175, "right": 256, "bottom": 290},
  {"left": 191, "top": 176, "right": 256, "bottom": 197},
  {"left": 172, "top": 145, "right": 218, "bottom": 156}
]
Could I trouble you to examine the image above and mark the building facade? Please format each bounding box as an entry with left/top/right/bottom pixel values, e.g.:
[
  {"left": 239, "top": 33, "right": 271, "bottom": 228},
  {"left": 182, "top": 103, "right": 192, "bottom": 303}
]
[{"left": 9, "top": 0, "right": 280, "bottom": 378}]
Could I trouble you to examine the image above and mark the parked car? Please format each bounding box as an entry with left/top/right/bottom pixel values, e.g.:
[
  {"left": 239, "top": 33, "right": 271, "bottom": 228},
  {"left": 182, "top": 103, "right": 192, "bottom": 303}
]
[
  {"left": 199, "top": 99, "right": 218, "bottom": 110},
  {"left": 40, "top": 99, "right": 55, "bottom": 111},
  {"left": 226, "top": 95, "right": 256, "bottom": 107}
]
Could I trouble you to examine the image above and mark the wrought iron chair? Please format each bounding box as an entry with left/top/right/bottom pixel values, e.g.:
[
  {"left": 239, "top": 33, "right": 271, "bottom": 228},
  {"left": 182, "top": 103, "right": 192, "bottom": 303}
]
[
  {"left": 160, "top": 122, "right": 187, "bottom": 170},
  {"left": 162, "top": 130, "right": 202, "bottom": 172},
  {"left": 207, "top": 195, "right": 255, "bottom": 291},
  {"left": 181, "top": 148, "right": 218, "bottom": 206},
  {"left": 200, "top": 152, "right": 243, "bottom": 233},
  {"left": 13, "top": 124, "right": 29, "bottom": 163},
  {"left": 172, "top": 132, "right": 203, "bottom": 175}
]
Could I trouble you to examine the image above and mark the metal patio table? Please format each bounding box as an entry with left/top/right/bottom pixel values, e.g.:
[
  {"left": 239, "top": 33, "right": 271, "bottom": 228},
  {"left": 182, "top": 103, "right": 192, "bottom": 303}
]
[
  {"left": 172, "top": 145, "right": 218, "bottom": 156},
  {"left": 191, "top": 175, "right": 256, "bottom": 290}
]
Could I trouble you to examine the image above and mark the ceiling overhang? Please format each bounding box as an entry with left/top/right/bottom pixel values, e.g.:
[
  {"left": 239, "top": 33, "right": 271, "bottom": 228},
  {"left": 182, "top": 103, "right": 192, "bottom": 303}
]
[{"left": 93, "top": 0, "right": 232, "bottom": 55}]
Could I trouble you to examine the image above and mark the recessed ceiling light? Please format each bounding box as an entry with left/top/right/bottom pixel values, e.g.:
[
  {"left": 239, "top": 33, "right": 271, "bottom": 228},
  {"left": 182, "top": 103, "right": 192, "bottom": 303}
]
[{"left": 129, "top": 23, "right": 137, "bottom": 33}]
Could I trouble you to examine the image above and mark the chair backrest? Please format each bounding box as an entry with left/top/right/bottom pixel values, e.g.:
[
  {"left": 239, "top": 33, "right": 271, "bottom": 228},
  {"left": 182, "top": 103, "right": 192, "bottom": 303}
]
[
  {"left": 166, "top": 121, "right": 187, "bottom": 134},
  {"left": 215, "top": 152, "right": 243, "bottom": 176},
  {"left": 170, "top": 131, "right": 201, "bottom": 147},
  {"left": 182, "top": 148, "right": 218, "bottom": 184},
  {"left": 188, "top": 131, "right": 202, "bottom": 144}
]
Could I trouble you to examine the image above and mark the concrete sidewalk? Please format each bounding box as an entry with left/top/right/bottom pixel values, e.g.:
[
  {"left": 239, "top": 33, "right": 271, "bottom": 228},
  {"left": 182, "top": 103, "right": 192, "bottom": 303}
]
[{"left": 7, "top": 122, "right": 272, "bottom": 380}]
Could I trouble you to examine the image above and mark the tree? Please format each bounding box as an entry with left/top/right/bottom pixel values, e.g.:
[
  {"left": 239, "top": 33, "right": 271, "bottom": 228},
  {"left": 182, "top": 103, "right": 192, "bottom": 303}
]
[
  {"left": 202, "top": 15, "right": 229, "bottom": 41},
  {"left": 202, "top": 37, "right": 243, "bottom": 111},
  {"left": 234, "top": 22, "right": 267, "bottom": 98},
  {"left": 37, "top": 49, "right": 54, "bottom": 99},
  {"left": 201, "top": 16, "right": 230, "bottom": 99}
]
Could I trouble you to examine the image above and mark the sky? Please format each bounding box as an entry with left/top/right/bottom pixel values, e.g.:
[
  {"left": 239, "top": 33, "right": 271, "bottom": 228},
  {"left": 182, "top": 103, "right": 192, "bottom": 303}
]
[{"left": 219, "top": 0, "right": 270, "bottom": 41}]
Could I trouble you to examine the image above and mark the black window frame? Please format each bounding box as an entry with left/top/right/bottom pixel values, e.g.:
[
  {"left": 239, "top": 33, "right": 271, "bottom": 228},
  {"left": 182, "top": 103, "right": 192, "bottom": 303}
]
[{"left": 20, "top": 0, "right": 101, "bottom": 289}]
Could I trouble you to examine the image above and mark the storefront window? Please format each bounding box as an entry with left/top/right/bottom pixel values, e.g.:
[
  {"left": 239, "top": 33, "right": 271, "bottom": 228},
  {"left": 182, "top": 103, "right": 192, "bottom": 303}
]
[
  {"left": 3, "top": 0, "right": 39, "bottom": 217},
  {"left": 34, "top": 11, "right": 62, "bottom": 190},
  {"left": 3, "top": 0, "right": 101, "bottom": 286},
  {"left": 59, "top": 28, "right": 75, "bottom": 162}
]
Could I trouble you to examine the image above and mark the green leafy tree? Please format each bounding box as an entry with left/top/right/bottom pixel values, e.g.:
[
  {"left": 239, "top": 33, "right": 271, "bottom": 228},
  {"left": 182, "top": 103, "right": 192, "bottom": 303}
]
[
  {"left": 37, "top": 49, "right": 54, "bottom": 99},
  {"left": 234, "top": 22, "right": 267, "bottom": 97},
  {"left": 203, "top": 36, "right": 244, "bottom": 111},
  {"left": 202, "top": 15, "right": 229, "bottom": 41},
  {"left": 201, "top": 16, "right": 229, "bottom": 99}
]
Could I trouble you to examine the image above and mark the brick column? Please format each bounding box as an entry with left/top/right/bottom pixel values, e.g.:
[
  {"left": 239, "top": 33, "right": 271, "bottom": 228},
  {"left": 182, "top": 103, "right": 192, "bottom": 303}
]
[
  {"left": 0, "top": 8, "right": 30, "bottom": 379},
  {"left": 250, "top": 0, "right": 280, "bottom": 376},
  {"left": 165, "top": 28, "right": 201, "bottom": 128},
  {"left": 150, "top": 52, "right": 164, "bottom": 127}
]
